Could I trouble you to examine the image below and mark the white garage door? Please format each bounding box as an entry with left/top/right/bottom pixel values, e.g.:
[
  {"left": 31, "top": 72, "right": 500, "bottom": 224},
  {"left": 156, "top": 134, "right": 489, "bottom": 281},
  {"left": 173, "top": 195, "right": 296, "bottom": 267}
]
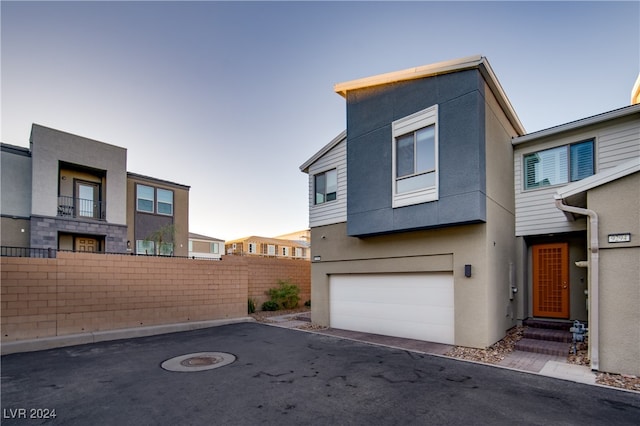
[{"left": 329, "top": 273, "right": 454, "bottom": 345}]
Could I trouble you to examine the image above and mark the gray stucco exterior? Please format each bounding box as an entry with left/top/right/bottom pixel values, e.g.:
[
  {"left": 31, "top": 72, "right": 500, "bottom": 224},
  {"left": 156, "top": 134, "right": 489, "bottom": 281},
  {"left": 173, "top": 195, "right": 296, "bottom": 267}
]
[{"left": 346, "top": 70, "right": 487, "bottom": 236}]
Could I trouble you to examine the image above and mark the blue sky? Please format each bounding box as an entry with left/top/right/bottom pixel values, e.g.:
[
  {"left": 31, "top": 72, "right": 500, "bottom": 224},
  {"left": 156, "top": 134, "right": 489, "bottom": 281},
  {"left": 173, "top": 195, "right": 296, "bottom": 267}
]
[{"left": 2, "top": 1, "right": 638, "bottom": 241}]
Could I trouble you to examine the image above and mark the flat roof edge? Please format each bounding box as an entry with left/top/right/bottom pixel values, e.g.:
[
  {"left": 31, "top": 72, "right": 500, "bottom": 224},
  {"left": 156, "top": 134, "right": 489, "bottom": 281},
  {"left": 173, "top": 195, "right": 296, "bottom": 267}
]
[{"left": 334, "top": 55, "right": 484, "bottom": 97}]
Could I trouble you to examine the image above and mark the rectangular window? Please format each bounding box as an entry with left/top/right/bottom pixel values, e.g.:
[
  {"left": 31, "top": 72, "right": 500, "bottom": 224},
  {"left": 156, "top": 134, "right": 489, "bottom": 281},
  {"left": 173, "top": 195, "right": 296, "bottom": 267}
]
[
  {"left": 295, "top": 247, "right": 302, "bottom": 257},
  {"left": 211, "top": 242, "right": 219, "bottom": 254},
  {"left": 136, "top": 240, "right": 154, "bottom": 255},
  {"left": 267, "top": 244, "right": 276, "bottom": 256},
  {"left": 314, "top": 169, "right": 337, "bottom": 204},
  {"left": 159, "top": 242, "right": 173, "bottom": 256},
  {"left": 157, "top": 188, "right": 173, "bottom": 216},
  {"left": 282, "top": 247, "right": 290, "bottom": 257},
  {"left": 248, "top": 243, "right": 256, "bottom": 254},
  {"left": 524, "top": 140, "right": 594, "bottom": 190},
  {"left": 137, "top": 185, "right": 154, "bottom": 212},
  {"left": 189, "top": 241, "right": 193, "bottom": 252},
  {"left": 392, "top": 105, "right": 439, "bottom": 207}
]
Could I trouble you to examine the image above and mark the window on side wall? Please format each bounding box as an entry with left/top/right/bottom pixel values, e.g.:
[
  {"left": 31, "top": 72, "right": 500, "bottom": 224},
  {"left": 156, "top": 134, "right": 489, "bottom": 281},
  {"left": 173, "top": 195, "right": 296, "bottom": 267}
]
[
  {"left": 137, "top": 185, "right": 155, "bottom": 213},
  {"left": 392, "top": 105, "right": 438, "bottom": 208},
  {"left": 211, "top": 242, "right": 219, "bottom": 254},
  {"left": 314, "top": 169, "right": 337, "bottom": 204},
  {"left": 136, "top": 240, "right": 155, "bottom": 255},
  {"left": 523, "top": 140, "right": 594, "bottom": 190}
]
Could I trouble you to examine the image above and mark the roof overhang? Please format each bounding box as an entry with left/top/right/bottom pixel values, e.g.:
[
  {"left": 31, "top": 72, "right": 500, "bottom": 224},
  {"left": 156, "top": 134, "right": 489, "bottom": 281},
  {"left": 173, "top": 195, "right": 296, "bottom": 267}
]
[
  {"left": 513, "top": 104, "right": 640, "bottom": 146},
  {"left": 632, "top": 72, "right": 640, "bottom": 105},
  {"left": 554, "top": 157, "right": 640, "bottom": 213},
  {"left": 299, "top": 130, "right": 346, "bottom": 173},
  {"left": 333, "top": 55, "right": 525, "bottom": 136}
]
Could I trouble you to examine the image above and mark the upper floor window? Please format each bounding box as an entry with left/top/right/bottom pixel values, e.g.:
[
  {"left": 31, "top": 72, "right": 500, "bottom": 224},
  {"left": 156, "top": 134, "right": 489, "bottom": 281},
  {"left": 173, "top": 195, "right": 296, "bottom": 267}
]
[
  {"left": 392, "top": 105, "right": 439, "bottom": 208},
  {"left": 137, "top": 184, "right": 174, "bottom": 216},
  {"left": 157, "top": 188, "right": 174, "bottom": 215},
  {"left": 137, "top": 185, "right": 155, "bottom": 213},
  {"left": 523, "top": 140, "right": 594, "bottom": 190},
  {"left": 314, "top": 169, "right": 337, "bottom": 204}
]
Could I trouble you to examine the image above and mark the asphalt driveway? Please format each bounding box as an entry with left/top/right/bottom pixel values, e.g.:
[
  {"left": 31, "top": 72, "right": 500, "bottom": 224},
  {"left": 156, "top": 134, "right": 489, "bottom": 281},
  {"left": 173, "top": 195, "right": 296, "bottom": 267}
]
[{"left": 1, "top": 322, "right": 639, "bottom": 425}]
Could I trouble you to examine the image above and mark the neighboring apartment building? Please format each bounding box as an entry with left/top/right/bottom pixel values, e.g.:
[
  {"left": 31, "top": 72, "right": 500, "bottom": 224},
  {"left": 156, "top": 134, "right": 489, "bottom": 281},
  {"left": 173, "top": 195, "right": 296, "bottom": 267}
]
[
  {"left": 127, "top": 173, "right": 190, "bottom": 257},
  {"left": 513, "top": 103, "right": 640, "bottom": 375},
  {"left": 1, "top": 124, "right": 189, "bottom": 255},
  {"left": 188, "top": 232, "right": 224, "bottom": 260},
  {"left": 225, "top": 235, "right": 309, "bottom": 260},
  {"left": 301, "top": 56, "right": 525, "bottom": 348}
]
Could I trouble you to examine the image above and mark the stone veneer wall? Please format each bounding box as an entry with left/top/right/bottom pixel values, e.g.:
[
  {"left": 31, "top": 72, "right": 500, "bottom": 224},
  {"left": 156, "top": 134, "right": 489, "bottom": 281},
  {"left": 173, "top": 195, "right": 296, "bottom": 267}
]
[{"left": 29, "top": 215, "right": 128, "bottom": 253}]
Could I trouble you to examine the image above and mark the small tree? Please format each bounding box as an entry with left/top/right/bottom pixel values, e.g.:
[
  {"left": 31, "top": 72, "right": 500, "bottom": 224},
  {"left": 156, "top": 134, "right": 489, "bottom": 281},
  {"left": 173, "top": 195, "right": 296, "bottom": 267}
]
[{"left": 145, "top": 224, "right": 176, "bottom": 256}]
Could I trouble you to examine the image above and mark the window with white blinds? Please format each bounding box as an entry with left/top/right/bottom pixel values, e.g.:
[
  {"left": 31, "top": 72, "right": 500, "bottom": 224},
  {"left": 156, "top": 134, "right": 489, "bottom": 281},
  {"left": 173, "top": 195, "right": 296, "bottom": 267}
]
[{"left": 523, "top": 140, "right": 594, "bottom": 190}]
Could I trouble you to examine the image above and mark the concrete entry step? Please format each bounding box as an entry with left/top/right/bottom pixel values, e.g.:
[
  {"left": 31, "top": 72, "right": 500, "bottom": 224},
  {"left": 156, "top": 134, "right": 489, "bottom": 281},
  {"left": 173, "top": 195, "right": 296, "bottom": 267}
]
[
  {"left": 523, "top": 327, "right": 572, "bottom": 343},
  {"left": 515, "top": 338, "right": 571, "bottom": 356},
  {"left": 523, "top": 319, "right": 573, "bottom": 331}
]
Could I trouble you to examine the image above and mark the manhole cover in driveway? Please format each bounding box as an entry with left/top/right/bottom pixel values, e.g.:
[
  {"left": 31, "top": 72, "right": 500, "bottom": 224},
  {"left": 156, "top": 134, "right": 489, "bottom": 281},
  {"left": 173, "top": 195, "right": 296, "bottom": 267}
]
[{"left": 161, "top": 352, "right": 236, "bottom": 372}]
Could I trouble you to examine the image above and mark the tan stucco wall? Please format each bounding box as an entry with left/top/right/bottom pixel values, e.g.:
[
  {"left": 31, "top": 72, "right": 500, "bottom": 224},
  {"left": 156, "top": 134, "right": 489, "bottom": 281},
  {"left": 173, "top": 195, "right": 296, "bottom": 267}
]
[
  {"left": 483, "top": 80, "right": 519, "bottom": 344},
  {"left": 588, "top": 172, "right": 639, "bottom": 375},
  {"left": 311, "top": 221, "right": 516, "bottom": 348},
  {"left": 30, "top": 125, "right": 127, "bottom": 225},
  {"left": 0, "top": 217, "right": 30, "bottom": 247}
]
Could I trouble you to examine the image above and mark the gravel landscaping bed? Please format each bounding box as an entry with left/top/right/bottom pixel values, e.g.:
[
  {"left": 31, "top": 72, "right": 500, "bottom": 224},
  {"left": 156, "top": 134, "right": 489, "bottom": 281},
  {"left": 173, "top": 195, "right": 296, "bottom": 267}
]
[{"left": 251, "top": 308, "right": 639, "bottom": 392}]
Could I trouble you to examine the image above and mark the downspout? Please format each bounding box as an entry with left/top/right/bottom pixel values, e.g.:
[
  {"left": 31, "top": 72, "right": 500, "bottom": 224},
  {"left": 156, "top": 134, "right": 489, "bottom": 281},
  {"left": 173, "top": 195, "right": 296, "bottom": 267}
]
[{"left": 554, "top": 196, "right": 599, "bottom": 371}]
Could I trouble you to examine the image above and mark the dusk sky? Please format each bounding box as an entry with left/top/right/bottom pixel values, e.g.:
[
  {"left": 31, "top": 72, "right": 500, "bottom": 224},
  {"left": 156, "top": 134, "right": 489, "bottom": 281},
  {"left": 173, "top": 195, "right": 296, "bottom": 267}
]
[{"left": 2, "top": 1, "right": 638, "bottom": 241}]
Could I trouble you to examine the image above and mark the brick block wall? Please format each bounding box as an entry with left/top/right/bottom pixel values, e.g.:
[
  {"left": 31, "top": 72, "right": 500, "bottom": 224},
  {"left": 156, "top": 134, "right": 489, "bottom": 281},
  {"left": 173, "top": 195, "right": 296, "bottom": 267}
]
[
  {"left": 1, "top": 252, "right": 309, "bottom": 343},
  {"left": 247, "top": 256, "right": 311, "bottom": 309}
]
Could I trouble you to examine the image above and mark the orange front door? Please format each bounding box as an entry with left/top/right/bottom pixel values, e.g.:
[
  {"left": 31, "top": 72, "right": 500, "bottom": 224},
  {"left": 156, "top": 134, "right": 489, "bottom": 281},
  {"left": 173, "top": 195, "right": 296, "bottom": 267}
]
[{"left": 532, "top": 243, "right": 569, "bottom": 318}]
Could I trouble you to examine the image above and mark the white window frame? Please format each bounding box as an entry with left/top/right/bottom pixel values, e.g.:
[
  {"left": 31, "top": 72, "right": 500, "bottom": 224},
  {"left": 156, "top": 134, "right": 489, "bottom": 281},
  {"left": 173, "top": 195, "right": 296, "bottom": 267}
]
[
  {"left": 267, "top": 244, "right": 276, "bottom": 256},
  {"left": 136, "top": 184, "right": 155, "bottom": 213},
  {"left": 314, "top": 168, "right": 338, "bottom": 205},
  {"left": 392, "top": 105, "right": 439, "bottom": 208},
  {"left": 295, "top": 247, "right": 303, "bottom": 258},
  {"left": 136, "top": 239, "right": 155, "bottom": 255},
  {"left": 156, "top": 188, "right": 174, "bottom": 216},
  {"left": 211, "top": 242, "right": 219, "bottom": 254},
  {"left": 248, "top": 243, "right": 257, "bottom": 254},
  {"left": 282, "top": 246, "right": 290, "bottom": 257}
]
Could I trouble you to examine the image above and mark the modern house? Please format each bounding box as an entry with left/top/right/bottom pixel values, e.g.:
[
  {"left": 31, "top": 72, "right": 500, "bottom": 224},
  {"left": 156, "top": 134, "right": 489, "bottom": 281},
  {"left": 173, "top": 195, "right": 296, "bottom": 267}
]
[
  {"left": 225, "top": 235, "right": 310, "bottom": 260},
  {"left": 513, "top": 103, "right": 640, "bottom": 375},
  {"left": 301, "top": 56, "right": 525, "bottom": 348},
  {"left": 188, "top": 232, "right": 225, "bottom": 260},
  {"left": 1, "top": 124, "right": 189, "bottom": 255}
]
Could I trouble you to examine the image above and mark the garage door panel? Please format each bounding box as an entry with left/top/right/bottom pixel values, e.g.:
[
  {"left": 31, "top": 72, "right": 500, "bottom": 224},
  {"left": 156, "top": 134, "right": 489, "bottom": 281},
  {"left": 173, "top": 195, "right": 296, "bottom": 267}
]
[
  {"left": 331, "top": 301, "right": 453, "bottom": 324},
  {"left": 330, "top": 273, "right": 454, "bottom": 345}
]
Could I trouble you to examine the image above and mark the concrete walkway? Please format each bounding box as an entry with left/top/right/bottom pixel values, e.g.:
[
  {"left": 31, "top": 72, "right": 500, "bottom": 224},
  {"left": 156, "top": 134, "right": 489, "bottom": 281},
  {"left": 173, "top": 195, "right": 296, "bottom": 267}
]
[{"left": 264, "top": 311, "right": 597, "bottom": 386}]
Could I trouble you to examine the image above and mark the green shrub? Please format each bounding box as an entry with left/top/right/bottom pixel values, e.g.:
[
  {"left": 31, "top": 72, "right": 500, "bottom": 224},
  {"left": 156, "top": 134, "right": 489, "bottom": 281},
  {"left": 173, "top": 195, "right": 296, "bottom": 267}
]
[
  {"left": 267, "top": 279, "right": 300, "bottom": 310},
  {"left": 261, "top": 300, "right": 279, "bottom": 311},
  {"left": 248, "top": 298, "right": 256, "bottom": 314}
]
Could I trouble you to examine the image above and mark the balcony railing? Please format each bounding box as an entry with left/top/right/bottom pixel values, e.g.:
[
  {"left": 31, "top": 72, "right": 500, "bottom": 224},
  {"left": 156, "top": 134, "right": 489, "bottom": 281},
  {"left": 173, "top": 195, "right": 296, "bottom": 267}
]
[
  {"left": 1, "top": 246, "right": 56, "bottom": 258},
  {"left": 58, "top": 196, "right": 105, "bottom": 220}
]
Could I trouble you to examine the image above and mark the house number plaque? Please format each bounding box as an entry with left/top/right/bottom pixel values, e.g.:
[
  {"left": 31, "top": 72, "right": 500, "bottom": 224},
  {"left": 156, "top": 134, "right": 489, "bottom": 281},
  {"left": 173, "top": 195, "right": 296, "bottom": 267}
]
[{"left": 607, "top": 233, "right": 631, "bottom": 243}]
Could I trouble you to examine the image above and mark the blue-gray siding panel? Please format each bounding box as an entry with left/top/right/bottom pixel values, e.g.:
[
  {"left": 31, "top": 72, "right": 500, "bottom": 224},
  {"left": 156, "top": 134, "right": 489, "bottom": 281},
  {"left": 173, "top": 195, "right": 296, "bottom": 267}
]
[{"left": 346, "top": 69, "right": 487, "bottom": 237}]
